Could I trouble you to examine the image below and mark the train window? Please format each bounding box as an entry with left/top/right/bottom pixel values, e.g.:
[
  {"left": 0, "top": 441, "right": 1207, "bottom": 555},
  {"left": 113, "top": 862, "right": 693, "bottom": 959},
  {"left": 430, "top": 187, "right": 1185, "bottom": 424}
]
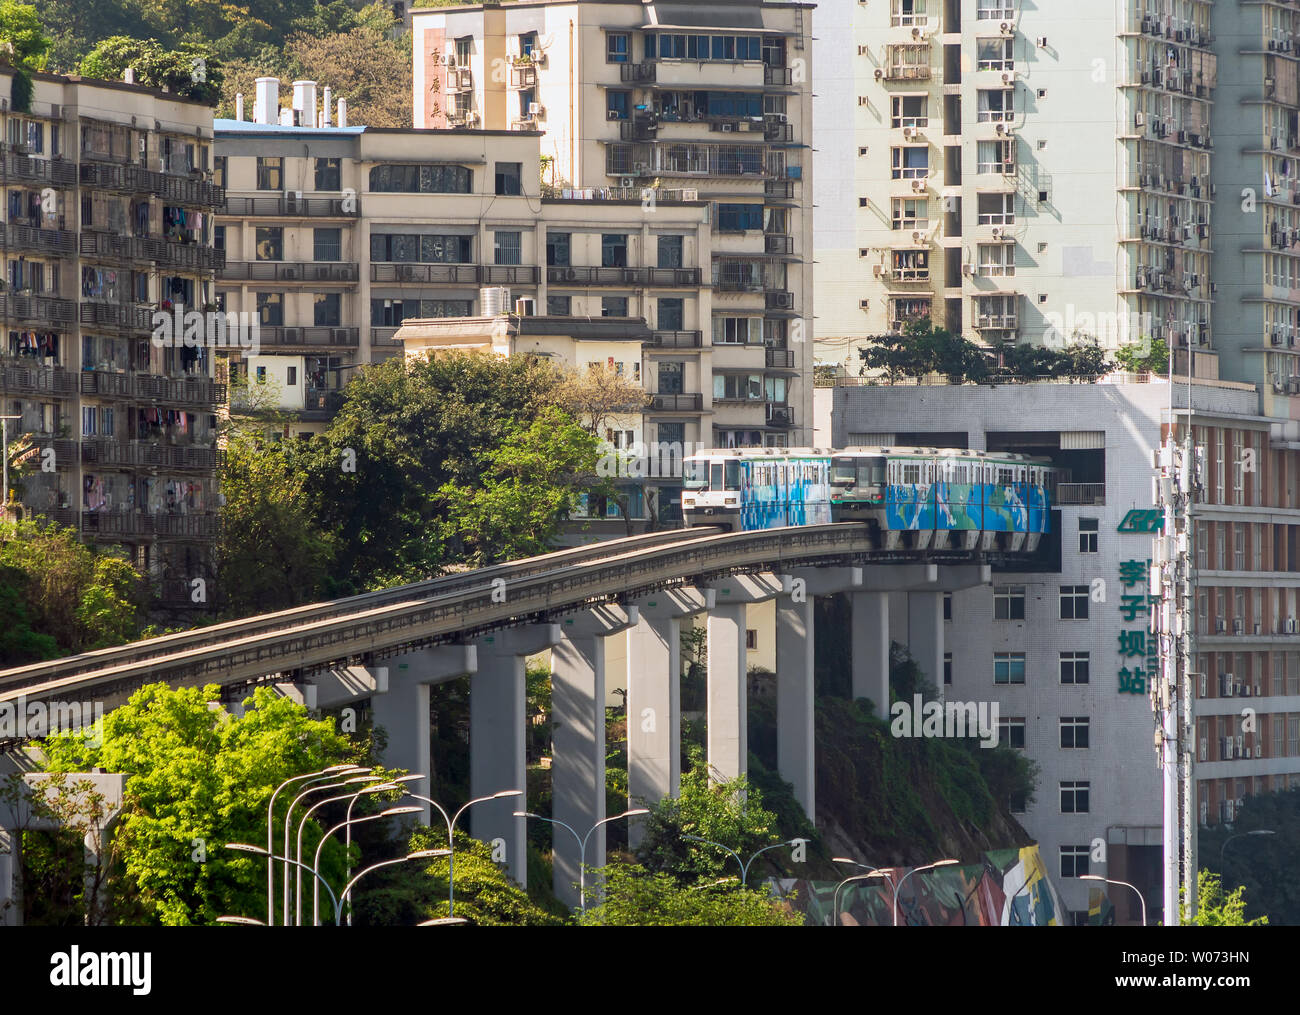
[
  {"left": 998, "top": 467, "right": 1014, "bottom": 484},
  {"left": 724, "top": 461, "right": 741, "bottom": 490},
  {"left": 832, "top": 458, "right": 855, "bottom": 485},
  {"left": 711, "top": 464, "right": 724, "bottom": 490},
  {"left": 861, "top": 458, "right": 886, "bottom": 485},
  {"left": 684, "top": 460, "right": 708, "bottom": 489},
  {"left": 903, "top": 463, "right": 921, "bottom": 483}
]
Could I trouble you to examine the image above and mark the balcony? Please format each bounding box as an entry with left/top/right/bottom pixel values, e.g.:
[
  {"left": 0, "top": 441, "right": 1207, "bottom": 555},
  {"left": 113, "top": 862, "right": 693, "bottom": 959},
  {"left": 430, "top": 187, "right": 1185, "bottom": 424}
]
[
  {"left": 447, "top": 67, "right": 474, "bottom": 93},
  {"left": 546, "top": 266, "right": 701, "bottom": 287},
  {"left": 370, "top": 327, "right": 403, "bottom": 347},
  {"left": 23, "top": 436, "right": 78, "bottom": 466},
  {"left": 765, "top": 180, "right": 796, "bottom": 200},
  {"left": 1, "top": 148, "right": 77, "bottom": 187},
  {"left": 222, "top": 195, "right": 358, "bottom": 217},
  {"left": 256, "top": 326, "right": 360, "bottom": 348},
  {"left": 620, "top": 62, "right": 657, "bottom": 83},
  {"left": 79, "top": 232, "right": 225, "bottom": 271},
  {"left": 974, "top": 313, "right": 1019, "bottom": 330},
  {"left": 0, "top": 364, "right": 77, "bottom": 395},
  {"left": 80, "top": 370, "right": 227, "bottom": 407},
  {"left": 765, "top": 234, "right": 795, "bottom": 255},
  {"left": 299, "top": 388, "right": 346, "bottom": 420},
  {"left": 0, "top": 293, "right": 77, "bottom": 326},
  {"left": 80, "top": 510, "right": 219, "bottom": 540},
  {"left": 369, "top": 263, "right": 538, "bottom": 285},
  {"left": 79, "top": 302, "right": 155, "bottom": 332},
  {"left": 764, "top": 66, "right": 794, "bottom": 86},
  {"left": 220, "top": 261, "right": 359, "bottom": 283},
  {"left": 765, "top": 348, "right": 796, "bottom": 369},
  {"left": 0, "top": 221, "right": 76, "bottom": 256},
  {"left": 651, "top": 393, "right": 703, "bottom": 411},
  {"left": 764, "top": 121, "right": 794, "bottom": 143},
  {"left": 480, "top": 265, "right": 541, "bottom": 286},
  {"left": 649, "top": 330, "right": 703, "bottom": 348},
  {"left": 606, "top": 143, "right": 771, "bottom": 179},
  {"left": 766, "top": 403, "right": 795, "bottom": 426},
  {"left": 78, "top": 162, "right": 224, "bottom": 208},
  {"left": 1055, "top": 483, "right": 1106, "bottom": 506},
  {"left": 81, "top": 439, "right": 224, "bottom": 472},
  {"left": 511, "top": 65, "right": 537, "bottom": 89}
]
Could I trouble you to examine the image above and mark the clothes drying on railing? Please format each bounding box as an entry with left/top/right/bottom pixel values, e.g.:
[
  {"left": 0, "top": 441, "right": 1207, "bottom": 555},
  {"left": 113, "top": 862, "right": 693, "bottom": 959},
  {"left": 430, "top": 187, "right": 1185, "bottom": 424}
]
[{"left": 8, "top": 330, "right": 59, "bottom": 359}]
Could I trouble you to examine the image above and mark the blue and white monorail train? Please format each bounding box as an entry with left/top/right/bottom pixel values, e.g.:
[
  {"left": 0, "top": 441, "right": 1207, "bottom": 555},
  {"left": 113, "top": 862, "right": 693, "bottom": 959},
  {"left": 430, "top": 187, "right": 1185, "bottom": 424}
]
[{"left": 682, "top": 446, "right": 1054, "bottom": 552}]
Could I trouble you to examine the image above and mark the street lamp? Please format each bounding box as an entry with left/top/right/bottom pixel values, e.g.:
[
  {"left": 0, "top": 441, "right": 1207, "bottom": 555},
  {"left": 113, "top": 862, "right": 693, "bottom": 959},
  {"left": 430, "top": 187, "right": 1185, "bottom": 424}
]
[
  {"left": 226, "top": 843, "right": 340, "bottom": 926},
  {"left": 334, "top": 850, "right": 449, "bottom": 926},
  {"left": 216, "top": 916, "right": 266, "bottom": 926},
  {"left": 403, "top": 789, "right": 523, "bottom": 918},
  {"left": 682, "top": 834, "right": 809, "bottom": 887},
  {"left": 265, "top": 765, "right": 364, "bottom": 925},
  {"left": 892, "top": 859, "right": 959, "bottom": 926},
  {"left": 312, "top": 805, "right": 423, "bottom": 926},
  {"left": 344, "top": 773, "right": 424, "bottom": 926},
  {"left": 281, "top": 773, "right": 382, "bottom": 924},
  {"left": 294, "top": 781, "right": 399, "bottom": 925},
  {"left": 831, "top": 857, "right": 889, "bottom": 927},
  {"left": 1221, "top": 829, "right": 1275, "bottom": 863},
  {"left": 516, "top": 808, "right": 649, "bottom": 911},
  {"left": 1081, "top": 874, "right": 1147, "bottom": 927}
]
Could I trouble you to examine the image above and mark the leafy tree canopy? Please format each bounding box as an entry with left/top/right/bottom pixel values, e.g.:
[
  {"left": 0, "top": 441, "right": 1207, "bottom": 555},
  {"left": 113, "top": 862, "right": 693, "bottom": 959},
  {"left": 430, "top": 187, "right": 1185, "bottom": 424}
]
[
  {"left": 579, "top": 863, "right": 803, "bottom": 926},
  {"left": 0, "top": 0, "right": 51, "bottom": 69},
  {"left": 78, "top": 35, "right": 223, "bottom": 103}
]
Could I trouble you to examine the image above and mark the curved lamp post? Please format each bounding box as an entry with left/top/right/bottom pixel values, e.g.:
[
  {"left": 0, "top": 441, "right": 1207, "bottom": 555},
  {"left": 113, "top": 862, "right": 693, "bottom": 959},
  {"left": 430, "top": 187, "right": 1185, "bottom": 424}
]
[
  {"left": 313, "top": 805, "right": 423, "bottom": 926},
  {"left": 1081, "top": 874, "right": 1147, "bottom": 927},
  {"left": 227, "top": 843, "right": 340, "bottom": 926},
  {"left": 403, "top": 789, "right": 523, "bottom": 917},
  {"left": 893, "top": 859, "right": 959, "bottom": 926},
  {"left": 682, "top": 834, "right": 809, "bottom": 888},
  {"left": 334, "top": 851, "right": 449, "bottom": 926},
  {"left": 516, "top": 808, "right": 649, "bottom": 911},
  {"left": 294, "top": 781, "right": 400, "bottom": 925},
  {"left": 831, "top": 857, "right": 888, "bottom": 927},
  {"left": 282, "top": 774, "right": 383, "bottom": 924},
  {"left": 343, "top": 774, "right": 425, "bottom": 926},
  {"left": 1221, "top": 829, "right": 1275, "bottom": 863},
  {"left": 265, "top": 765, "right": 365, "bottom": 925}
]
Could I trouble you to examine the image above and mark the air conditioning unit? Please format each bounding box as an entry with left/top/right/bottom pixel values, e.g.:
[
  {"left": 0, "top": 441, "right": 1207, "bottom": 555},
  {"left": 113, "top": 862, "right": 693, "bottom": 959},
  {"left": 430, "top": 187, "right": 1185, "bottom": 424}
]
[
  {"left": 902, "top": 126, "right": 917, "bottom": 139},
  {"left": 1036, "top": 36, "right": 1048, "bottom": 48},
  {"left": 771, "top": 291, "right": 794, "bottom": 308},
  {"left": 620, "top": 176, "right": 636, "bottom": 188},
  {"left": 962, "top": 263, "right": 975, "bottom": 276},
  {"left": 911, "top": 178, "right": 927, "bottom": 191},
  {"left": 874, "top": 68, "right": 884, "bottom": 80},
  {"left": 912, "top": 230, "right": 923, "bottom": 243},
  {"left": 397, "top": 264, "right": 416, "bottom": 280},
  {"left": 720, "top": 123, "right": 735, "bottom": 132},
  {"left": 774, "top": 113, "right": 789, "bottom": 123},
  {"left": 528, "top": 103, "right": 545, "bottom": 118},
  {"left": 282, "top": 266, "right": 299, "bottom": 281},
  {"left": 995, "top": 122, "right": 1007, "bottom": 135},
  {"left": 607, "top": 109, "right": 623, "bottom": 120},
  {"left": 1135, "top": 112, "right": 1146, "bottom": 128},
  {"left": 873, "top": 263, "right": 883, "bottom": 277},
  {"left": 991, "top": 226, "right": 1003, "bottom": 239},
  {"left": 1001, "top": 71, "right": 1017, "bottom": 84},
  {"left": 1000, "top": 22, "right": 1013, "bottom": 34},
  {"left": 681, "top": 188, "right": 699, "bottom": 201}
]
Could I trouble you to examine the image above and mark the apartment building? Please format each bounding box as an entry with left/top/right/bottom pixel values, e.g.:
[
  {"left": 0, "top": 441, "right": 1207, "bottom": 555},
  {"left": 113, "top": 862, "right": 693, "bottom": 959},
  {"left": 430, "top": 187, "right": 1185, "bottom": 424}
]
[
  {"left": 410, "top": 0, "right": 816, "bottom": 447},
  {"left": 830, "top": 374, "right": 1300, "bottom": 924},
  {"left": 0, "top": 70, "right": 224, "bottom": 602},
  {"left": 815, "top": 0, "right": 1222, "bottom": 379}
]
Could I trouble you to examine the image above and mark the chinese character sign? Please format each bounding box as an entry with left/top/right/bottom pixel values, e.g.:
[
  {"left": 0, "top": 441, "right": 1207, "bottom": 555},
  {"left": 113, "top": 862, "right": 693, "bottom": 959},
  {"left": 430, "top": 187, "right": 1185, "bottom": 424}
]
[{"left": 1117, "top": 558, "right": 1156, "bottom": 695}]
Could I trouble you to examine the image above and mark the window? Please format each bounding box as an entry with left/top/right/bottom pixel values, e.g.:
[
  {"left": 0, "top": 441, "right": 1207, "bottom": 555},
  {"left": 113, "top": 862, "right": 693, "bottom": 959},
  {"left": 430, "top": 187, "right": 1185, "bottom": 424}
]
[
  {"left": 977, "top": 0, "right": 1014, "bottom": 19},
  {"left": 286, "top": 366, "right": 298, "bottom": 386},
  {"left": 607, "top": 32, "right": 630, "bottom": 63},
  {"left": 495, "top": 162, "right": 522, "bottom": 196},
  {"left": 713, "top": 373, "right": 763, "bottom": 401},
  {"left": 746, "top": 629, "right": 758, "bottom": 650},
  {"left": 891, "top": 146, "right": 929, "bottom": 179},
  {"left": 602, "top": 234, "right": 628, "bottom": 268},
  {"left": 1060, "top": 716, "right": 1090, "bottom": 749},
  {"left": 546, "top": 231, "right": 571, "bottom": 267},
  {"left": 1059, "top": 846, "right": 1090, "bottom": 879},
  {"left": 977, "top": 88, "right": 1014, "bottom": 122},
  {"left": 256, "top": 292, "right": 283, "bottom": 326},
  {"left": 891, "top": 198, "right": 929, "bottom": 231},
  {"left": 657, "top": 361, "right": 684, "bottom": 395},
  {"left": 1059, "top": 585, "right": 1089, "bottom": 620},
  {"left": 890, "top": 0, "right": 928, "bottom": 27},
  {"left": 314, "top": 293, "right": 341, "bottom": 326},
  {"left": 657, "top": 297, "right": 684, "bottom": 330},
  {"left": 713, "top": 317, "right": 759, "bottom": 345},
  {"left": 1078, "top": 518, "right": 1098, "bottom": 553},
  {"left": 607, "top": 91, "right": 630, "bottom": 120},
  {"left": 494, "top": 231, "right": 522, "bottom": 265},
  {"left": 369, "top": 164, "right": 472, "bottom": 194},
  {"left": 976, "top": 38, "right": 1014, "bottom": 71},
  {"left": 658, "top": 235, "right": 684, "bottom": 268},
  {"left": 314, "top": 228, "right": 341, "bottom": 262},
  {"left": 976, "top": 193, "right": 1015, "bottom": 225},
  {"left": 943, "top": 591, "right": 952, "bottom": 621},
  {"left": 1059, "top": 653, "right": 1090, "bottom": 685},
  {"left": 997, "top": 717, "right": 1026, "bottom": 749},
  {"left": 315, "top": 157, "right": 341, "bottom": 191},
  {"left": 213, "top": 225, "right": 225, "bottom": 251},
  {"left": 602, "top": 296, "right": 628, "bottom": 317},
  {"left": 994, "top": 585, "right": 1025, "bottom": 620},
  {"left": 547, "top": 295, "right": 571, "bottom": 316},
  {"left": 976, "top": 140, "right": 1015, "bottom": 175},
  {"left": 943, "top": 652, "right": 952, "bottom": 685},
  {"left": 1060, "top": 781, "right": 1090, "bottom": 813},
  {"left": 520, "top": 31, "right": 537, "bottom": 56},
  {"left": 370, "top": 233, "right": 472, "bottom": 263},
  {"left": 213, "top": 156, "right": 227, "bottom": 188},
  {"left": 890, "top": 95, "right": 928, "bottom": 129},
  {"left": 256, "top": 157, "right": 282, "bottom": 191},
  {"left": 994, "top": 652, "right": 1026, "bottom": 684},
  {"left": 977, "top": 242, "right": 1016, "bottom": 277},
  {"left": 716, "top": 203, "right": 764, "bottom": 232},
  {"left": 255, "top": 227, "right": 283, "bottom": 261},
  {"left": 255, "top": 366, "right": 267, "bottom": 384}
]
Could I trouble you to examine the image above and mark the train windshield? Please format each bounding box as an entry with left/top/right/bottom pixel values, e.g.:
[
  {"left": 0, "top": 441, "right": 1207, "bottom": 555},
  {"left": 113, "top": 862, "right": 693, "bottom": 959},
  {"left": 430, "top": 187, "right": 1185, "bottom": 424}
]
[
  {"left": 858, "top": 457, "right": 886, "bottom": 485},
  {"left": 830, "top": 458, "right": 857, "bottom": 486},
  {"left": 683, "top": 460, "right": 709, "bottom": 490},
  {"left": 683, "top": 460, "right": 741, "bottom": 491}
]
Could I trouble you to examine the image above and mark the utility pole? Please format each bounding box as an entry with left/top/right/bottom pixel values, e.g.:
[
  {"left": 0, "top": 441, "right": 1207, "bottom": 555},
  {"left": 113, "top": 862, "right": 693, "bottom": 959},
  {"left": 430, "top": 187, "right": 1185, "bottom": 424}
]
[{"left": 1152, "top": 362, "right": 1202, "bottom": 926}]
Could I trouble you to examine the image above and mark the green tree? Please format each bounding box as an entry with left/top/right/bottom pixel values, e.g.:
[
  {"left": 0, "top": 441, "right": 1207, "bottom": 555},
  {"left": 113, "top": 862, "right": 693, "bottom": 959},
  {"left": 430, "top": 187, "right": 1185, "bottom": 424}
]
[
  {"left": 78, "top": 34, "right": 223, "bottom": 103},
  {"left": 0, "top": 0, "right": 50, "bottom": 68},
  {"left": 579, "top": 863, "right": 803, "bottom": 926},
  {"left": 39, "top": 683, "right": 359, "bottom": 925},
  {"left": 859, "top": 318, "right": 991, "bottom": 384},
  {"left": 1114, "top": 336, "right": 1170, "bottom": 374},
  {"left": 1181, "top": 870, "right": 1268, "bottom": 926}
]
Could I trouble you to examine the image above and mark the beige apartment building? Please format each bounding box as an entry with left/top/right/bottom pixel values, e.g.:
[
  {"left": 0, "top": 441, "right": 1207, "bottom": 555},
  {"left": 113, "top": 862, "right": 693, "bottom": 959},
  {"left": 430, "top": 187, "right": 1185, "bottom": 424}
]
[
  {"left": 0, "top": 70, "right": 224, "bottom": 604},
  {"left": 409, "top": 0, "right": 816, "bottom": 447}
]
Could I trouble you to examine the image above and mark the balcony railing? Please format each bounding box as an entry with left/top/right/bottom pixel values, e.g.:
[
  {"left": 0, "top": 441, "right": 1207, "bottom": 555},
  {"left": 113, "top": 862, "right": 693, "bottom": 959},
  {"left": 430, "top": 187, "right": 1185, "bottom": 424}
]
[
  {"left": 0, "top": 293, "right": 77, "bottom": 325},
  {"left": 606, "top": 143, "right": 771, "bottom": 179},
  {"left": 765, "top": 180, "right": 796, "bottom": 199},
  {"left": 765, "top": 348, "right": 796, "bottom": 369},
  {"left": 80, "top": 370, "right": 227, "bottom": 407},
  {"left": 1055, "top": 483, "right": 1106, "bottom": 505},
  {"left": 620, "top": 62, "right": 657, "bottom": 83},
  {"left": 649, "top": 330, "right": 702, "bottom": 348},
  {"left": 79, "top": 302, "right": 155, "bottom": 331},
  {"left": 80, "top": 232, "right": 225, "bottom": 271},
  {"left": 79, "top": 510, "right": 219, "bottom": 539},
  {"left": 370, "top": 327, "right": 403, "bottom": 346},
  {"left": 0, "top": 221, "right": 76, "bottom": 256},
  {"left": 24, "top": 436, "right": 78, "bottom": 466},
  {"left": 220, "top": 261, "right": 359, "bottom": 283},
  {"left": 256, "top": 326, "right": 360, "bottom": 347},
  {"left": 1, "top": 149, "right": 77, "bottom": 187},
  {"left": 79, "top": 161, "right": 224, "bottom": 207},
  {"left": 222, "top": 195, "right": 358, "bottom": 217},
  {"left": 81, "top": 439, "right": 224, "bottom": 472},
  {"left": 480, "top": 265, "right": 541, "bottom": 286},
  {"left": 764, "top": 234, "right": 795, "bottom": 255},
  {"left": 651, "top": 393, "right": 703, "bottom": 411},
  {"left": 764, "top": 66, "right": 794, "bottom": 86},
  {"left": 546, "top": 266, "right": 701, "bottom": 286},
  {"left": 0, "top": 364, "right": 77, "bottom": 395},
  {"left": 369, "top": 263, "right": 539, "bottom": 285},
  {"left": 766, "top": 403, "right": 795, "bottom": 426}
]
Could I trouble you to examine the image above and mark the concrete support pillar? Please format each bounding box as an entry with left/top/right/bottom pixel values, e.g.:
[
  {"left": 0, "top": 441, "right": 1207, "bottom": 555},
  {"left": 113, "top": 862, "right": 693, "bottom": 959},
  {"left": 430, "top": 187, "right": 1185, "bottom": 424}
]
[
  {"left": 471, "top": 625, "right": 561, "bottom": 889},
  {"left": 624, "top": 588, "right": 714, "bottom": 848},
  {"left": 706, "top": 602, "right": 748, "bottom": 785},
  {"left": 371, "top": 645, "right": 477, "bottom": 823},
  {"left": 550, "top": 604, "right": 637, "bottom": 908},
  {"left": 0, "top": 829, "right": 16, "bottom": 927},
  {"left": 851, "top": 591, "right": 891, "bottom": 714},
  {"left": 775, "top": 594, "right": 815, "bottom": 818},
  {"left": 907, "top": 590, "right": 945, "bottom": 697}
]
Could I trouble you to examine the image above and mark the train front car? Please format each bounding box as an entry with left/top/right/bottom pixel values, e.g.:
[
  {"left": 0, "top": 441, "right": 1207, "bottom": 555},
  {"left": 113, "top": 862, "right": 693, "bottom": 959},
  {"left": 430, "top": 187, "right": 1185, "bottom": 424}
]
[
  {"left": 829, "top": 448, "right": 889, "bottom": 531},
  {"left": 682, "top": 450, "right": 744, "bottom": 530},
  {"left": 683, "top": 448, "right": 832, "bottom": 531}
]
